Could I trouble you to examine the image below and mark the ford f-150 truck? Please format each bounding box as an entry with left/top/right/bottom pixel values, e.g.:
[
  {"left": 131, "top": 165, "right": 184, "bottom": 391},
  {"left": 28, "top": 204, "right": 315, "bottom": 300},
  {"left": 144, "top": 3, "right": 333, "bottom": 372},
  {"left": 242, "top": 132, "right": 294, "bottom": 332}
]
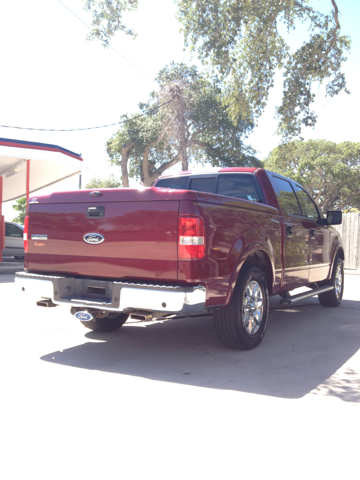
[{"left": 16, "top": 167, "right": 344, "bottom": 350}]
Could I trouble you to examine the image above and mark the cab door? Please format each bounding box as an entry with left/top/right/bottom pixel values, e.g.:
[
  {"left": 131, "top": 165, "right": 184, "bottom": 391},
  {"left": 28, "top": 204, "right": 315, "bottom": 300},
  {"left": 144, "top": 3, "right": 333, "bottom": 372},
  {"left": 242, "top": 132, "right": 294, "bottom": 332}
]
[
  {"left": 292, "top": 184, "right": 330, "bottom": 283},
  {"left": 272, "top": 175, "right": 310, "bottom": 289}
]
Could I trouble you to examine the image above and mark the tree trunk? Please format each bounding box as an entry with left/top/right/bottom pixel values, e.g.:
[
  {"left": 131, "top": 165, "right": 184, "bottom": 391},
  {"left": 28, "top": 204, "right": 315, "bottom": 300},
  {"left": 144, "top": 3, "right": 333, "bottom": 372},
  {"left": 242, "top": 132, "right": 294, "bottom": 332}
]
[
  {"left": 148, "top": 154, "right": 181, "bottom": 186},
  {"left": 142, "top": 145, "right": 151, "bottom": 186},
  {"left": 177, "top": 93, "right": 188, "bottom": 171},
  {"left": 121, "top": 143, "right": 134, "bottom": 188},
  {"left": 171, "top": 84, "right": 188, "bottom": 171}
]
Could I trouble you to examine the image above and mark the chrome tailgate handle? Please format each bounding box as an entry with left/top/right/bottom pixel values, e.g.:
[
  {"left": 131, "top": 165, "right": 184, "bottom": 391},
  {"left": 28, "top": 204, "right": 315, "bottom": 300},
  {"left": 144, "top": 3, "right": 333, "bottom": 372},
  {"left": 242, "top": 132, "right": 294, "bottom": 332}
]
[{"left": 86, "top": 206, "right": 105, "bottom": 218}]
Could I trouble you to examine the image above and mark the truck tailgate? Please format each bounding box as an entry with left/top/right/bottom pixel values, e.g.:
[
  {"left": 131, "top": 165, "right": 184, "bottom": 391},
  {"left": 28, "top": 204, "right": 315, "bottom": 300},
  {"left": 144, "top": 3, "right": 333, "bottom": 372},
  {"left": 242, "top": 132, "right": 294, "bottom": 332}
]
[{"left": 26, "top": 189, "right": 180, "bottom": 281}]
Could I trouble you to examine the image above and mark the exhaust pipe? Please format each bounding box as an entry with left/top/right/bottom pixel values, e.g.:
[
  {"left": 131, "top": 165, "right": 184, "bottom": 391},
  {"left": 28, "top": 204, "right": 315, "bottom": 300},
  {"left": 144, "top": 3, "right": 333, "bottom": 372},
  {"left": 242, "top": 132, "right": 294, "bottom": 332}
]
[
  {"left": 36, "top": 299, "right": 57, "bottom": 308},
  {"left": 130, "top": 312, "right": 153, "bottom": 322}
]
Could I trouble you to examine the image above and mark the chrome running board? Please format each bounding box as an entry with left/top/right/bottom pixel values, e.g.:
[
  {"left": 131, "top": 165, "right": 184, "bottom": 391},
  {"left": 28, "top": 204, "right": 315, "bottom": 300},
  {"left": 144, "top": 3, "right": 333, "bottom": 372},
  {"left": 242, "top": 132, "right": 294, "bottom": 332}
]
[{"left": 279, "top": 286, "right": 334, "bottom": 305}]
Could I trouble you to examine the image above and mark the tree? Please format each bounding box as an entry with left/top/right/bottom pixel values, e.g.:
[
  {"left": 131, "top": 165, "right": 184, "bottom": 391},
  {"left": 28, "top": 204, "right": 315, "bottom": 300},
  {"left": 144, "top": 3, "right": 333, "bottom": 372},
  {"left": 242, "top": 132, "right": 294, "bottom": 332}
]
[
  {"left": 264, "top": 140, "right": 360, "bottom": 212},
  {"left": 83, "top": 0, "right": 351, "bottom": 138},
  {"left": 85, "top": 174, "right": 121, "bottom": 189},
  {"left": 106, "top": 104, "right": 180, "bottom": 187},
  {"left": 12, "top": 197, "right": 26, "bottom": 225},
  {"left": 83, "top": 0, "right": 138, "bottom": 45},
  {"left": 156, "top": 63, "right": 260, "bottom": 170},
  {"left": 106, "top": 63, "right": 260, "bottom": 186}
]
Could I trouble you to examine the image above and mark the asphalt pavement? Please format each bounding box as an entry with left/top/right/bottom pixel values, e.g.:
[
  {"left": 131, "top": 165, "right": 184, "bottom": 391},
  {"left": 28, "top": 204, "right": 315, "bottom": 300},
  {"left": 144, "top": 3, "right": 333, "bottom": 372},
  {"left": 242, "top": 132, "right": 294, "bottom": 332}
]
[
  {"left": 0, "top": 272, "right": 359, "bottom": 480},
  {"left": 0, "top": 257, "right": 24, "bottom": 274}
]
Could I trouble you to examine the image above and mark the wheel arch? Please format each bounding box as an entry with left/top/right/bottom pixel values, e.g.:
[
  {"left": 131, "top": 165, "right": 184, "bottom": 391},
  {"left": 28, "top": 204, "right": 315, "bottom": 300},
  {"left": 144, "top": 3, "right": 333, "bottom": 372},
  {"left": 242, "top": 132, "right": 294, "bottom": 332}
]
[
  {"left": 336, "top": 246, "right": 345, "bottom": 261},
  {"left": 225, "top": 247, "right": 274, "bottom": 307},
  {"left": 329, "top": 244, "right": 345, "bottom": 278}
]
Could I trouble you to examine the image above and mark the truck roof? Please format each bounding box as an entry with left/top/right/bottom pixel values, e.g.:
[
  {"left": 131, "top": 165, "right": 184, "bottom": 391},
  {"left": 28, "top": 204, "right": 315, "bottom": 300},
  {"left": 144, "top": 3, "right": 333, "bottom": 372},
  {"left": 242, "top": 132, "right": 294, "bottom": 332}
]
[{"left": 158, "top": 167, "right": 260, "bottom": 179}]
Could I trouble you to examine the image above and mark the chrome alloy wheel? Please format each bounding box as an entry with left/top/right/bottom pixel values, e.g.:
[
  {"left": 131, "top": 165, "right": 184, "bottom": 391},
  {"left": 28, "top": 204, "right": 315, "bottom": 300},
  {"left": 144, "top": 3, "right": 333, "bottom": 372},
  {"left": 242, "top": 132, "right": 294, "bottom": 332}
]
[
  {"left": 334, "top": 263, "right": 343, "bottom": 299},
  {"left": 242, "top": 280, "right": 264, "bottom": 336}
]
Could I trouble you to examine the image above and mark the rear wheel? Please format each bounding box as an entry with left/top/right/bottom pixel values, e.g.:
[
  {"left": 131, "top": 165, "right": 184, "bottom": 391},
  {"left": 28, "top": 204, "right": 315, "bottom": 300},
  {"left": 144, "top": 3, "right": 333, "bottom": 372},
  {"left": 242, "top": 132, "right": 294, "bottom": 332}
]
[
  {"left": 81, "top": 313, "right": 129, "bottom": 332},
  {"left": 318, "top": 257, "right": 344, "bottom": 307},
  {"left": 214, "top": 266, "right": 269, "bottom": 350}
]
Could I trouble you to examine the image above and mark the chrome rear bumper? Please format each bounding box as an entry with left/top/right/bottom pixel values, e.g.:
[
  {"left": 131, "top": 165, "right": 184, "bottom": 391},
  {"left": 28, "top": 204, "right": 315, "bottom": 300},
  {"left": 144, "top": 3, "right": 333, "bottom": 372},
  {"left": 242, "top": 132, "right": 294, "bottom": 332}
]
[{"left": 15, "top": 272, "right": 206, "bottom": 315}]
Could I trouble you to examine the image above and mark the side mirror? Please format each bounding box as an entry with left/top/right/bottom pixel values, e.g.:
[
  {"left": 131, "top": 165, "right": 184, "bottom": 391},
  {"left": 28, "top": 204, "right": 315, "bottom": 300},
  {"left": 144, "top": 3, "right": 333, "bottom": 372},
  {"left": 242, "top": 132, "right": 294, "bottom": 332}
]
[{"left": 326, "top": 210, "right": 342, "bottom": 225}]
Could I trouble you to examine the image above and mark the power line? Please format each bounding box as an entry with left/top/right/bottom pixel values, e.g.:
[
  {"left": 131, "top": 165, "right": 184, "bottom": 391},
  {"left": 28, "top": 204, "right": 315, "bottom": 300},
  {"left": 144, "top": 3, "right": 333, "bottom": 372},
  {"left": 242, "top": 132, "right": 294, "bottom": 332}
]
[
  {"left": 0, "top": 97, "right": 175, "bottom": 132},
  {"left": 0, "top": 2, "right": 172, "bottom": 133},
  {"left": 57, "top": 0, "right": 153, "bottom": 82}
]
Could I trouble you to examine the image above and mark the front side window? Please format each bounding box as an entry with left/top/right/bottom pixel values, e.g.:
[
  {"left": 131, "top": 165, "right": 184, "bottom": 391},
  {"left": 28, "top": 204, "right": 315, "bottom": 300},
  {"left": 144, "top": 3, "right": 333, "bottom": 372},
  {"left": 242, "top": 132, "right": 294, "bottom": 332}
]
[
  {"left": 273, "top": 176, "right": 301, "bottom": 216},
  {"left": 293, "top": 185, "right": 319, "bottom": 220}
]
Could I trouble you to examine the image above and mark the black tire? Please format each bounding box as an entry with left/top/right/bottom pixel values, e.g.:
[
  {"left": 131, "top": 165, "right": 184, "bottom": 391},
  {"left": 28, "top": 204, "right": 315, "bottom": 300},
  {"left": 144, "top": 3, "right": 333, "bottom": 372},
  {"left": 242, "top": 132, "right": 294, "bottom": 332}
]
[
  {"left": 81, "top": 313, "right": 129, "bottom": 332},
  {"left": 214, "top": 266, "right": 269, "bottom": 350},
  {"left": 318, "top": 257, "right": 344, "bottom": 307}
]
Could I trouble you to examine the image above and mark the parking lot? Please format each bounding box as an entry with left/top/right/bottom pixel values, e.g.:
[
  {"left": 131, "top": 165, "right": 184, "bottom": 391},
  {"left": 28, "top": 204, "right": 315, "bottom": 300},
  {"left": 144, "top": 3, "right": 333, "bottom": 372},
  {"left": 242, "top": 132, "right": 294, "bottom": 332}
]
[{"left": 1, "top": 271, "right": 359, "bottom": 479}]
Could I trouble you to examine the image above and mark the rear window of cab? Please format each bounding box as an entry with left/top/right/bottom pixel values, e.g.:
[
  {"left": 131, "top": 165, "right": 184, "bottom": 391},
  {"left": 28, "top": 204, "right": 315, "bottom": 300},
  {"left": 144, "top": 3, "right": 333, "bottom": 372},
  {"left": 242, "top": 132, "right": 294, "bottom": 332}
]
[{"left": 155, "top": 173, "right": 264, "bottom": 203}]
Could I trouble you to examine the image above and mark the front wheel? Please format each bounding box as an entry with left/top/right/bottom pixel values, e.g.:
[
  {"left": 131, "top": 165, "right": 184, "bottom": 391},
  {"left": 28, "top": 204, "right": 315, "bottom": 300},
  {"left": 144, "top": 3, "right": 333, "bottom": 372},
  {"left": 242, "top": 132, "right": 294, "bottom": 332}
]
[
  {"left": 214, "top": 266, "right": 269, "bottom": 350},
  {"left": 318, "top": 257, "right": 344, "bottom": 307},
  {"left": 80, "top": 313, "right": 129, "bottom": 332}
]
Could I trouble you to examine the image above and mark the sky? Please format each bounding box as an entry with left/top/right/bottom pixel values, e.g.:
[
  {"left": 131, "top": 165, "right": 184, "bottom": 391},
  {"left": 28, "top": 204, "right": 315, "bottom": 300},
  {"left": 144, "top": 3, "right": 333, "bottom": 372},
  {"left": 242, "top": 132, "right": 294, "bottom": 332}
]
[{"left": 0, "top": 0, "right": 359, "bottom": 220}]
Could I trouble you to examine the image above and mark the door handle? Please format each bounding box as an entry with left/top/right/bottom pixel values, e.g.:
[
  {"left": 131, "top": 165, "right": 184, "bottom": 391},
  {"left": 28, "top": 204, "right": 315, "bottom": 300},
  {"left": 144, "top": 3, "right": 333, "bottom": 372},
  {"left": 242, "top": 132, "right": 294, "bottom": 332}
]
[
  {"left": 286, "top": 226, "right": 293, "bottom": 237},
  {"left": 310, "top": 228, "right": 316, "bottom": 239}
]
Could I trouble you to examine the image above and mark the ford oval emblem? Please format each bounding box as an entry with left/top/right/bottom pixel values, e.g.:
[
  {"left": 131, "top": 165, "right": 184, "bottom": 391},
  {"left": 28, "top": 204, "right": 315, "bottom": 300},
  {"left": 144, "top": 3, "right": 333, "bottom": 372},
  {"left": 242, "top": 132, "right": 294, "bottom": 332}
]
[
  {"left": 83, "top": 233, "right": 105, "bottom": 244},
  {"left": 74, "top": 311, "right": 93, "bottom": 322}
]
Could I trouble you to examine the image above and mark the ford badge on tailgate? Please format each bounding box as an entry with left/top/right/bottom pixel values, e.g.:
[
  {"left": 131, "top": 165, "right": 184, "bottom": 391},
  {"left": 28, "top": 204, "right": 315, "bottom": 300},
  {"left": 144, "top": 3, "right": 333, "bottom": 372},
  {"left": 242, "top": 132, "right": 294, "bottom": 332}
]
[{"left": 83, "top": 233, "right": 105, "bottom": 244}]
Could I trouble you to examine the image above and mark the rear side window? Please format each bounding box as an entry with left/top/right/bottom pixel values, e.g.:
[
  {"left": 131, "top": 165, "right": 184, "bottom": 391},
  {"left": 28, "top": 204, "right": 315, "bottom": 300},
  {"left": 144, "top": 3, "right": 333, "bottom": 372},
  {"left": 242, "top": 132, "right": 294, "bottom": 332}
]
[
  {"left": 273, "top": 176, "right": 301, "bottom": 216},
  {"left": 155, "top": 176, "right": 189, "bottom": 189},
  {"left": 217, "top": 174, "right": 264, "bottom": 202}
]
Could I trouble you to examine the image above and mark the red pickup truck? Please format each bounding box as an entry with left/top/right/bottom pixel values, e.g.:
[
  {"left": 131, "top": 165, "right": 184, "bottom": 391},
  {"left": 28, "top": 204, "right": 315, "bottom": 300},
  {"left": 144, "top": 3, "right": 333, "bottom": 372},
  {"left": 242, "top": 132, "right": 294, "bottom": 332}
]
[{"left": 16, "top": 167, "right": 344, "bottom": 350}]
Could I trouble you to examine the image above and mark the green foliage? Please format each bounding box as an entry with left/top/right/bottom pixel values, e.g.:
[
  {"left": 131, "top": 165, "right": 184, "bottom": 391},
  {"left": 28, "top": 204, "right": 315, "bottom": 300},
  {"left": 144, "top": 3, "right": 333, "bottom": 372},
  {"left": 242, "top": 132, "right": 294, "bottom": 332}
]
[
  {"left": 264, "top": 140, "right": 360, "bottom": 212},
  {"left": 343, "top": 208, "right": 360, "bottom": 213},
  {"left": 156, "top": 63, "right": 261, "bottom": 168},
  {"left": 106, "top": 103, "right": 177, "bottom": 185},
  {"left": 83, "top": 1, "right": 351, "bottom": 138},
  {"left": 85, "top": 174, "right": 121, "bottom": 189},
  {"left": 107, "top": 62, "right": 260, "bottom": 186},
  {"left": 83, "top": 0, "right": 138, "bottom": 45},
  {"left": 176, "top": 0, "right": 351, "bottom": 138},
  {"left": 12, "top": 197, "right": 26, "bottom": 225}
]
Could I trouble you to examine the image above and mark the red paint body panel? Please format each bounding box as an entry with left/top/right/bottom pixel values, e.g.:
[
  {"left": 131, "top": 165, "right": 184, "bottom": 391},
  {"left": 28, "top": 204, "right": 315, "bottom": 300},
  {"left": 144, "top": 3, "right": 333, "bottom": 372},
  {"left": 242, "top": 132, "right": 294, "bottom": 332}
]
[
  {"left": 26, "top": 195, "right": 181, "bottom": 281},
  {"left": 177, "top": 198, "right": 281, "bottom": 305},
  {"left": 25, "top": 168, "right": 341, "bottom": 310}
]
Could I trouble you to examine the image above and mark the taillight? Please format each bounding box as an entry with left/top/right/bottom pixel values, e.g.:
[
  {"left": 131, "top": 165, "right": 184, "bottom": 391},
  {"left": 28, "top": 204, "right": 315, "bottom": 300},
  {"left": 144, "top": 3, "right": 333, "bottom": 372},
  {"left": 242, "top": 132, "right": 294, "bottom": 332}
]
[
  {"left": 178, "top": 216, "right": 205, "bottom": 260},
  {"left": 24, "top": 215, "right": 29, "bottom": 253}
]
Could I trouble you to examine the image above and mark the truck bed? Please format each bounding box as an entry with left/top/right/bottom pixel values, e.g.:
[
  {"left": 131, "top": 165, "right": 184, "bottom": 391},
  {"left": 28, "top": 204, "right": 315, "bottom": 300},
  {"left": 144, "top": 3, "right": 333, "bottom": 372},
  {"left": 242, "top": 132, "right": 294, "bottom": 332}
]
[{"left": 25, "top": 187, "right": 280, "bottom": 304}]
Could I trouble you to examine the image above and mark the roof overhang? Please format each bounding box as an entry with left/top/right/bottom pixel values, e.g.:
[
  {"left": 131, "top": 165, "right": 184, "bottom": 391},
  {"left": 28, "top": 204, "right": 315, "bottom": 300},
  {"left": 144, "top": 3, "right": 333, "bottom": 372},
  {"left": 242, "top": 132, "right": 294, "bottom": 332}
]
[{"left": 0, "top": 138, "right": 85, "bottom": 202}]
